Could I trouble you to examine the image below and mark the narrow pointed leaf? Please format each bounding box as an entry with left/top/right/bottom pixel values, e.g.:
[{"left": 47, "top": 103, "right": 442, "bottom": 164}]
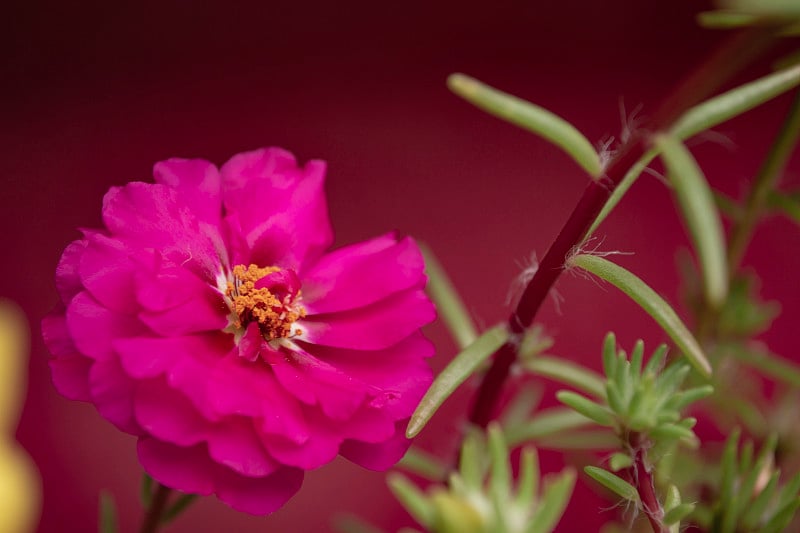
[
  {"left": 398, "top": 447, "right": 447, "bottom": 482},
  {"left": 672, "top": 63, "right": 800, "bottom": 140},
  {"left": 569, "top": 254, "right": 712, "bottom": 377},
  {"left": 763, "top": 499, "right": 800, "bottom": 533},
  {"left": 99, "top": 491, "right": 119, "bottom": 533},
  {"left": 515, "top": 447, "right": 539, "bottom": 509},
  {"left": 666, "top": 385, "right": 715, "bottom": 411},
  {"left": 420, "top": 244, "right": 477, "bottom": 349},
  {"left": 487, "top": 423, "right": 511, "bottom": 500},
  {"left": 556, "top": 391, "right": 615, "bottom": 427},
  {"left": 663, "top": 503, "right": 695, "bottom": 526},
  {"left": 524, "top": 356, "right": 606, "bottom": 399},
  {"left": 528, "top": 469, "right": 576, "bottom": 533},
  {"left": 505, "top": 407, "right": 596, "bottom": 447},
  {"left": 160, "top": 494, "right": 197, "bottom": 525},
  {"left": 584, "top": 466, "right": 640, "bottom": 502},
  {"left": 407, "top": 325, "right": 508, "bottom": 437},
  {"left": 656, "top": 135, "right": 728, "bottom": 306},
  {"left": 387, "top": 473, "right": 435, "bottom": 527},
  {"left": 448, "top": 73, "right": 602, "bottom": 177},
  {"left": 609, "top": 452, "right": 633, "bottom": 472}
]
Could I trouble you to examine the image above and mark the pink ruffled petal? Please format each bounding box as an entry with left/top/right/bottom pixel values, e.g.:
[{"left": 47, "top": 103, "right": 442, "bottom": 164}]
[
  {"left": 153, "top": 158, "right": 222, "bottom": 226},
  {"left": 89, "top": 358, "right": 142, "bottom": 435},
  {"left": 66, "top": 291, "right": 144, "bottom": 361},
  {"left": 302, "top": 235, "right": 426, "bottom": 314},
  {"left": 42, "top": 313, "right": 92, "bottom": 401},
  {"left": 134, "top": 378, "right": 209, "bottom": 446},
  {"left": 214, "top": 464, "right": 303, "bottom": 515},
  {"left": 220, "top": 148, "right": 333, "bottom": 270},
  {"left": 207, "top": 418, "right": 279, "bottom": 477},
  {"left": 260, "top": 409, "right": 341, "bottom": 470},
  {"left": 339, "top": 421, "right": 412, "bottom": 471},
  {"left": 138, "top": 438, "right": 215, "bottom": 495},
  {"left": 79, "top": 233, "right": 139, "bottom": 313},
  {"left": 303, "top": 333, "right": 434, "bottom": 419},
  {"left": 137, "top": 287, "right": 228, "bottom": 337},
  {"left": 134, "top": 259, "right": 213, "bottom": 312},
  {"left": 267, "top": 349, "right": 367, "bottom": 421},
  {"left": 55, "top": 239, "right": 87, "bottom": 304},
  {"left": 302, "top": 289, "right": 435, "bottom": 350},
  {"left": 102, "top": 182, "right": 222, "bottom": 280}
]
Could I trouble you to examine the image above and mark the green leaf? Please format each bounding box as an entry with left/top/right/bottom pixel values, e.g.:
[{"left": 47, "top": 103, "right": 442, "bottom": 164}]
[
  {"left": 768, "top": 190, "right": 800, "bottom": 224},
  {"left": 725, "top": 343, "right": 800, "bottom": 388},
  {"left": 742, "top": 470, "right": 781, "bottom": 529},
  {"left": 719, "top": 0, "right": 800, "bottom": 16},
  {"left": 387, "top": 473, "right": 435, "bottom": 527},
  {"left": 609, "top": 452, "right": 633, "bottom": 471},
  {"left": 672, "top": 63, "right": 800, "bottom": 140},
  {"left": 534, "top": 430, "right": 619, "bottom": 450},
  {"left": 584, "top": 466, "right": 640, "bottom": 502},
  {"left": 459, "top": 429, "right": 484, "bottom": 491},
  {"left": 556, "top": 391, "right": 616, "bottom": 427},
  {"left": 505, "top": 408, "right": 596, "bottom": 447},
  {"left": 487, "top": 423, "right": 511, "bottom": 500},
  {"left": 697, "top": 10, "right": 759, "bottom": 29},
  {"left": 663, "top": 503, "right": 695, "bottom": 526},
  {"left": 527, "top": 469, "right": 576, "bottom": 533},
  {"left": 447, "top": 73, "right": 602, "bottom": 177},
  {"left": 333, "top": 514, "right": 386, "bottom": 533},
  {"left": 420, "top": 244, "right": 478, "bottom": 349},
  {"left": 763, "top": 499, "right": 800, "bottom": 533},
  {"left": 98, "top": 491, "right": 119, "bottom": 533},
  {"left": 398, "top": 447, "right": 448, "bottom": 481},
  {"left": 140, "top": 473, "right": 153, "bottom": 508},
  {"left": 568, "top": 254, "right": 712, "bottom": 377},
  {"left": 655, "top": 134, "right": 728, "bottom": 307},
  {"left": 649, "top": 422, "right": 697, "bottom": 442},
  {"left": 160, "top": 494, "right": 197, "bottom": 525},
  {"left": 665, "top": 385, "right": 715, "bottom": 410},
  {"left": 407, "top": 325, "right": 508, "bottom": 437},
  {"left": 524, "top": 356, "right": 606, "bottom": 399}
]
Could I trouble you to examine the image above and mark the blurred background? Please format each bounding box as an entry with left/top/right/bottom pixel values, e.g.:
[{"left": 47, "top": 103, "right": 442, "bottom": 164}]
[{"left": 3, "top": 0, "right": 799, "bottom": 531}]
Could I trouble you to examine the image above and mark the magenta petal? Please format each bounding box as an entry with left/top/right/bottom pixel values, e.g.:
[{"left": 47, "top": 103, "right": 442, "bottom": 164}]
[
  {"left": 89, "top": 358, "right": 142, "bottom": 435},
  {"left": 134, "top": 378, "right": 209, "bottom": 446},
  {"left": 214, "top": 465, "right": 303, "bottom": 516},
  {"left": 79, "top": 233, "right": 139, "bottom": 313},
  {"left": 302, "top": 235, "right": 426, "bottom": 314},
  {"left": 101, "top": 182, "right": 222, "bottom": 279},
  {"left": 340, "top": 421, "right": 411, "bottom": 471},
  {"left": 42, "top": 313, "right": 92, "bottom": 401},
  {"left": 138, "top": 439, "right": 214, "bottom": 495},
  {"left": 134, "top": 261, "right": 212, "bottom": 312},
  {"left": 221, "top": 148, "right": 333, "bottom": 270},
  {"left": 67, "top": 291, "right": 144, "bottom": 360},
  {"left": 268, "top": 350, "right": 367, "bottom": 421},
  {"left": 261, "top": 411, "right": 341, "bottom": 470},
  {"left": 153, "top": 158, "right": 222, "bottom": 226},
  {"left": 207, "top": 418, "right": 279, "bottom": 477},
  {"left": 55, "top": 239, "right": 87, "bottom": 304},
  {"left": 237, "top": 323, "right": 262, "bottom": 362},
  {"left": 304, "top": 333, "right": 434, "bottom": 419},
  {"left": 138, "top": 288, "right": 228, "bottom": 337},
  {"left": 302, "top": 289, "right": 435, "bottom": 350}
]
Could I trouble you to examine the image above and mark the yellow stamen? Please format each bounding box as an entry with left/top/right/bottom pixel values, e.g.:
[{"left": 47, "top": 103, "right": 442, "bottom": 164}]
[{"left": 226, "top": 264, "right": 306, "bottom": 340}]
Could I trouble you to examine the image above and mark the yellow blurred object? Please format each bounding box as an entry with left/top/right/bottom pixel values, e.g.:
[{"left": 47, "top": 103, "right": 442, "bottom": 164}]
[{"left": 0, "top": 300, "right": 41, "bottom": 533}]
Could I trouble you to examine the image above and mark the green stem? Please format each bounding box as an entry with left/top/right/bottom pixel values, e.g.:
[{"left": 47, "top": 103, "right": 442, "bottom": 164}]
[
  {"left": 139, "top": 483, "right": 171, "bottom": 533},
  {"left": 467, "top": 27, "right": 776, "bottom": 430}
]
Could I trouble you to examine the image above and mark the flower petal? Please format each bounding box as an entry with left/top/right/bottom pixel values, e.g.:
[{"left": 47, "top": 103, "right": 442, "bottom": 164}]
[
  {"left": 260, "top": 409, "right": 341, "bottom": 470},
  {"left": 79, "top": 233, "right": 139, "bottom": 313},
  {"left": 302, "top": 235, "right": 426, "bottom": 314},
  {"left": 134, "top": 378, "right": 209, "bottom": 446},
  {"left": 89, "top": 357, "right": 142, "bottom": 435},
  {"left": 66, "top": 291, "right": 144, "bottom": 361},
  {"left": 42, "top": 313, "right": 92, "bottom": 401},
  {"left": 340, "top": 421, "right": 412, "bottom": 471},
  {"left": 153, "top": 158, "right": 222, "bottom": 226},
  {"left": 137, "top": 288, "right": 228, "bottom": 337},
  {"left": 301, "top": 289, "right": 435, "bottom": 350},
  {"left": 101, "top": 182, "right": 222, "bottom": 280},
  {"left": 221, "top": 148, "right": 333, "bottom": 270},
  {"left": 138, "top": 438, "right": 215, "bottom": 495},
  {"left": 55, "top": 239, "right": 87, "bottom": 304},
  {"left": 207, "top": 418, "right": 279, "bottom": 478},
  {"left": 214, "top": 464, "right": 303, "bottom": 516}
]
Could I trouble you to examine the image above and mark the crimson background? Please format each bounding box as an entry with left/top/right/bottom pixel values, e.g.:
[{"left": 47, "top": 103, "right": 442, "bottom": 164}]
[{"left": 3, "top": 1, "right": 799, "bottom": 531}]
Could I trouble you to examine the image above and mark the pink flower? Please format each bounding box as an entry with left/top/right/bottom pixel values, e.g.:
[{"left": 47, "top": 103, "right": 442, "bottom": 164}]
[{"left": 42, "top": 148, "right": 435, "bottom": 514}]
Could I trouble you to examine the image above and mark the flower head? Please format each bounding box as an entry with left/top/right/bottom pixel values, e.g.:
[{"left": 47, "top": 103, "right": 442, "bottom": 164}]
[{"left": 42, "top": 147, "right": 435, "bottom": 514}]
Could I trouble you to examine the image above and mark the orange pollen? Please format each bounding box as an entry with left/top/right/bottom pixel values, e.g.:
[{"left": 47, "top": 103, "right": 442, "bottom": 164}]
[{"left": 225, "top": 264, "right": 306, "bottom": 340}]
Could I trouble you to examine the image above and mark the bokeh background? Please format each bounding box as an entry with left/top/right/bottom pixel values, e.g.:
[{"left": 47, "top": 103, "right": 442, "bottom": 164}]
[{"left": 3, "top": 0, "right": 799, "bottom": 531}]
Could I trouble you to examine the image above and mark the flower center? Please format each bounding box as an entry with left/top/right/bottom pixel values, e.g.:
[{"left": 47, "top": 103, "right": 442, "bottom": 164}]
[{"left": 226, "top": 264, "right": 306, "bottom": 340}]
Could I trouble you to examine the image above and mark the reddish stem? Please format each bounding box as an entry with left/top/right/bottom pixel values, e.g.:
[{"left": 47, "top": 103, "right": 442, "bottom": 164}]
[
  {"left": 626, "top": 434, "right": 667, "bottom": 533},
  {"left": 467, "top": 26, "right": 775, "bottom": 429}
]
